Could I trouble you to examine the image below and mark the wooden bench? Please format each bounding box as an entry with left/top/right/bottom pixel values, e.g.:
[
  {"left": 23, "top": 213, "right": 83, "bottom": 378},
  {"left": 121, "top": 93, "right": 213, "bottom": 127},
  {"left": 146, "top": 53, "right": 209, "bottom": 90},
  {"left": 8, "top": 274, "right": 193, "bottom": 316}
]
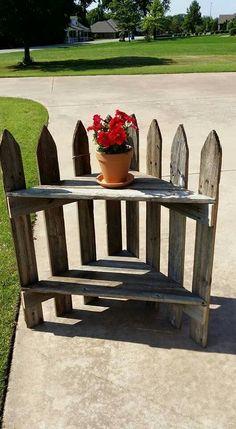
[{"left": 0, "top": 118, "right": 222, "bottom": 347}]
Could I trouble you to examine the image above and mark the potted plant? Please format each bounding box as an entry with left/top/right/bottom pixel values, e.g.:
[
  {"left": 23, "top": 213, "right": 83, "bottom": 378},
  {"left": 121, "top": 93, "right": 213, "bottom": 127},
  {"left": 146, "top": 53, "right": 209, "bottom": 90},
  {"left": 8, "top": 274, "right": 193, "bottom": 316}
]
[{"left": 87, "top": 110, "right": 137, "bottom": 186}]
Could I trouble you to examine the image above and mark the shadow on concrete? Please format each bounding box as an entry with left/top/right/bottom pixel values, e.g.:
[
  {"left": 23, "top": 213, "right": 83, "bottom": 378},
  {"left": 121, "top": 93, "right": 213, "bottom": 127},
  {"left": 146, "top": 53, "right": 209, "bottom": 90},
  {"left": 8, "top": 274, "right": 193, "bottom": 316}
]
[
  {"left": 8, "top": 57, "right": 174, "bottom": 73},
  {"left": 36, "top": 295, "right": 236, "bottom": 355}
]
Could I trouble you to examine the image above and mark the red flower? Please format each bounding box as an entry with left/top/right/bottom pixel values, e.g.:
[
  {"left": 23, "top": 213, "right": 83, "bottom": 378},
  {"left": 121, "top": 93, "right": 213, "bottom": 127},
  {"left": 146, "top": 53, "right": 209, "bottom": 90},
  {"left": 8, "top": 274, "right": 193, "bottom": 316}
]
[
  {"left": 97, "top": 131, "right": 111, "bottom": 148},
  {"left": 87, "top": 110, "right": 137, "bottom": 152},
  {"left": 115, "top": 110, "right": 137, "bottom": 129},
  {"left": 109, "top": 116, "right": 123, "bottom": 130},
  {"left": 109, "top": 125, "right": 127, "bottom": 145},
  {"left": 87, "top": 114, "right": 102, "bottom": 132}
]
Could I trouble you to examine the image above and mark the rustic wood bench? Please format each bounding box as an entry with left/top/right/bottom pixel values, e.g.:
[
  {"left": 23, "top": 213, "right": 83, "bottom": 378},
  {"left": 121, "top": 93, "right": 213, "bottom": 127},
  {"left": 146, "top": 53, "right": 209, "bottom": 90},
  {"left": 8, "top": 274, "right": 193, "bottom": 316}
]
[{"left": 0, "top": 118, "right": 222, "bottom": 347}]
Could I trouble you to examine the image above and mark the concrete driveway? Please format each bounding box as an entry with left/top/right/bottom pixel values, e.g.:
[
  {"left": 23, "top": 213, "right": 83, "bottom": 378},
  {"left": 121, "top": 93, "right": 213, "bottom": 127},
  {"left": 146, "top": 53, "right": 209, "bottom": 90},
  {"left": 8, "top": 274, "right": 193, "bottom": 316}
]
[{"left": 1, "top": 74, "right": 236, "bottom": 428}]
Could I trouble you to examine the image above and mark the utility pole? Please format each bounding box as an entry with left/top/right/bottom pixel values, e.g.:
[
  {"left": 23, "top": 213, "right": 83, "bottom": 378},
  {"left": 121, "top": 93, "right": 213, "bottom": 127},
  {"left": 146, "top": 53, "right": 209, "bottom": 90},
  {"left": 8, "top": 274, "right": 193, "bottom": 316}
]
[{"left": 210, "top": 1, "right": 213, "bottom": 18}]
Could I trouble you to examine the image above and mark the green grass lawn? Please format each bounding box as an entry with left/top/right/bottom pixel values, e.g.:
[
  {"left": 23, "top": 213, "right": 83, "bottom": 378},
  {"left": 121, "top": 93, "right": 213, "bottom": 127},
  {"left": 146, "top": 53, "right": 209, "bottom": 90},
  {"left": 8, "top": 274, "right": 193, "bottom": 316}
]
[
  {"left": 0, "top": 35, "right": 236, "bottom": 77},
  {"left": 0, "top": 98, "right": 48, "bottom": 417}
]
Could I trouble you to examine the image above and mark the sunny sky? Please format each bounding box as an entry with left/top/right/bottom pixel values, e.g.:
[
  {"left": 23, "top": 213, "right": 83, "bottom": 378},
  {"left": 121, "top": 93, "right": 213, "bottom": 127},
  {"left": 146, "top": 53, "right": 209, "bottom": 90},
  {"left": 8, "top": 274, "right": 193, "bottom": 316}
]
[
  {"left": 90, "top": 1, "right": 236, "bottom": 18},
  {"left": 169, "top": 1, "right": 236, "bottom": 18}
]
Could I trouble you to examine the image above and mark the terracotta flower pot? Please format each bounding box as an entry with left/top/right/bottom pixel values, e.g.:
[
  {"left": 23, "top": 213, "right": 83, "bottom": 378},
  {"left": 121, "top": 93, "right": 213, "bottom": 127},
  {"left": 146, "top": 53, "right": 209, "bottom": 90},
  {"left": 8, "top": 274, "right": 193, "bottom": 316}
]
[{"left": 96, "top": 147, "right": 133, "bottom": 184}]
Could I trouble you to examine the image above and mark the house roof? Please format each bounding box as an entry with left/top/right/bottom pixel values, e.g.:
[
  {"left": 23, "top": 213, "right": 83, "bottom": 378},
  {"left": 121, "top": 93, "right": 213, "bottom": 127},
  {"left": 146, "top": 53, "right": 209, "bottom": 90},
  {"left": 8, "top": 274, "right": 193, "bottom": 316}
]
[
  {"left": 218, "top": 14, "right": 236, "bottom": 24},
  {"left": 91, "top": 19, "right": 118, "bottom": 34},
  {"left": 66, "top": 22, "right": 90, "bottom": 32}
]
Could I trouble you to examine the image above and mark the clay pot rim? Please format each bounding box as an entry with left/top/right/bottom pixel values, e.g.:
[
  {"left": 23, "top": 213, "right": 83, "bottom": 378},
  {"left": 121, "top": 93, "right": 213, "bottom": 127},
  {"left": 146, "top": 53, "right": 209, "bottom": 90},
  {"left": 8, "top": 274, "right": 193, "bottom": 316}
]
[{"left": 96, "top": 145, "right": 133, "bottom": 156}]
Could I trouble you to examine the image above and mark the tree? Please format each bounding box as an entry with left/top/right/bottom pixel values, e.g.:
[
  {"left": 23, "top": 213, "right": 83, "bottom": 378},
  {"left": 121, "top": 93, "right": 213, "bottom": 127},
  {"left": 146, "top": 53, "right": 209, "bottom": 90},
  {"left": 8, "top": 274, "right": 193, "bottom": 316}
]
[
  {"left": 87, "top": 3, "right": 112, "bottom": 26},
  {"left": 142, "top": 0, "right": 165, "bottom": 39},
  {"left": 183, "top": 0, "right": 202, "bottom": 34},
  {"left": 0, "top": 0, "right": 74, "bottom": 63},
  {"left": 170, "top": 14, "right": 185, "bottom": 34},
  {"left": 110, "top": 0, "right": 140, "bottom": 38},
  {"left": 134, "top": 0, "right": 170, "bottom": 16},
  {"left": 74, "top": 0, "right": 94, "bottom": 25}
]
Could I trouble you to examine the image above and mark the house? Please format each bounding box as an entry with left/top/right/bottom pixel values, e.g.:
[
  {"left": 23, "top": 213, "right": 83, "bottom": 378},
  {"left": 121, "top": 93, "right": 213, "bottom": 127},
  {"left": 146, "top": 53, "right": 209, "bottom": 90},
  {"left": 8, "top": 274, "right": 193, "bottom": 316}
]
[
  {"left": 91, "top": 19, "right": 119, "bottom": 39},
  {"left": 218, "top": 13, "right": 236, "bottom": 31},
  {"left": 65, "top": 16, "right": 90, "bottom": 43}
]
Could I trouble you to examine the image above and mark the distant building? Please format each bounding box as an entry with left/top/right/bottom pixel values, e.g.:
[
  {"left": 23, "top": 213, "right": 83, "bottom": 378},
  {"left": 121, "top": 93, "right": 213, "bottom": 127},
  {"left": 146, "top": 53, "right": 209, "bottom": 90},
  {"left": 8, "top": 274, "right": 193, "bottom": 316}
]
[
  {"left": 65, "top": 16, "right": 90, "bottom": 43},
  {"left": 218, "top": 13, "right": 236, "bottom": 31},
  {"left": 91, "top": 19, "right": 119, "bottom": 39}
]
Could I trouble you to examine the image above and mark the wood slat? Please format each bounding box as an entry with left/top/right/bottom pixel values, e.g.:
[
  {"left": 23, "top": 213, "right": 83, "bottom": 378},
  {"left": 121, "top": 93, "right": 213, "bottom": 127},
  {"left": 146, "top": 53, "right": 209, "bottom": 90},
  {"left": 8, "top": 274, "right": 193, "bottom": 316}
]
[
  {"left": 7, "top": 179, "right": 215, "bottom": 203},
  {"left": 190, "top": 130, "right": 222, "bottom": 347},
  {"left": 146, "top": 119, "right": 162, "bottom": 270},
  {"left": 7, "top": 195, "right": 212, "bottom": 226},
  {"left": 24, "top": 277, "right": 205, "bottom": 306},
  {"left": 126, "top": 114, "right": 139, "bottom": 257},
  {"left": 0, "top": 129, "right": 43, "bottom": 327},
  {"left": 73, "top": 120, "right": 97, "bottom": 304},
  {"left": 168, "top": 125, "right": 189, "bottom": 328},
  {"left": 37, "top": 126, "right": 72, "bottom": 315}
]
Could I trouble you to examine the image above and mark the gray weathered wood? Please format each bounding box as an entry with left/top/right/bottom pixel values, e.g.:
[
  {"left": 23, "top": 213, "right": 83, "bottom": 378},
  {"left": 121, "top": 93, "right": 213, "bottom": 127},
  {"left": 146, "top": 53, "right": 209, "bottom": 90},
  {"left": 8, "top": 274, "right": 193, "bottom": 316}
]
[
  {"left": 0, "top": 129, "right": 43, "bottom": 327},
  {"left": 168, "top": 125, "right": 189, "bottom": 328},
  {"left": 73, "top": 120, "right": 97, "bottom": 304},
  {"left": 7, "top": 176, "right": 214, "bottom": 203},
  {"left": 146, "top": 119, "right": 162, "bottom": 270},
  {"left": 8, "top": 194, "right": 212, "bottom": 226},
  {"left": 126, "top": 114, "right": 139, "bottom": 256},
  {"left": 24, "top": 277, "right": 206, "bottom": 306},
  {"left": 190, "top": 130, "right": 222, "bottom": 347},
  {"left": 37, "top": 126, "right": 72, "bottom": 315}
]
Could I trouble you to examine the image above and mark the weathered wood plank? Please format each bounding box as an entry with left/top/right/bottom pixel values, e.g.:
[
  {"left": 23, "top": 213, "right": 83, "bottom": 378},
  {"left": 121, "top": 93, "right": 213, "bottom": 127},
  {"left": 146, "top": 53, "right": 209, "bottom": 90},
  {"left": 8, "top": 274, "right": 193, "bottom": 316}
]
[
  {"left": 7, "top": 181, "right": 215, "bottom": 203},
  {"left": 0, "top": 129, "right": 43, "bottom": 327},
  {"left": 7, "top": 195, "right": 212, "bottom": 226},
  {"left": 73, "top": 120, "right": 97, "bottom": 304},
  {"left": 146, "top": 119, "right": 162, "bottom": 270},
  {"left": 168, "top": 125, "right": 189, "bottom": 328},
  {"left": 190, "top": 130, "right": 222, "bottom": 347},
  {"left": 24, "top": 278, "right": 205, "bottom": 306},
  {"left": 37, "top": 126, "right": 72, "bottom": 315},
  {"left": 126, "top": 114, "right": 139, "bottom": 256}
]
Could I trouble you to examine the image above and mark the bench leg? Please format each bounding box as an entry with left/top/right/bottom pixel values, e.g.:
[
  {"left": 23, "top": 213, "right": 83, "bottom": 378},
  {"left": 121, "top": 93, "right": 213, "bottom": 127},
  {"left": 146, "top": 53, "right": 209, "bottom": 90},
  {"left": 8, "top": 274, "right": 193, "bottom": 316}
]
[{"left": 54, "top": 295, "right": 73, "bottom": 316}]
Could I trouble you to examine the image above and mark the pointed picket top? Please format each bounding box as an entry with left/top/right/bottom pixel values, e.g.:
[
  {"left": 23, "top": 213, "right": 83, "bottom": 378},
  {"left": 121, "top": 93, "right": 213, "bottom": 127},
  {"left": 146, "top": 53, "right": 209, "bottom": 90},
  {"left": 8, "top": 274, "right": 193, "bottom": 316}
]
[
  {"left": 128, "top": 114, "right": 139, "bottom": 171},
  {"left": 37, "top": 125, "right": 60, "bottom": 185},
  {"left": 170, "top": 124, "right": 189, "bottom": 188},
  {"left": 146, "top": 119, "right": 162, "bottom": 178},
  {"left": 73, "top": 120, "right": 91, "bottom": 175},
  {"left": 0, "top": 129, "right": 26, "bottom": 192},
  {"left": 199, "top": 130, "right": 222, "bottom": 198}
]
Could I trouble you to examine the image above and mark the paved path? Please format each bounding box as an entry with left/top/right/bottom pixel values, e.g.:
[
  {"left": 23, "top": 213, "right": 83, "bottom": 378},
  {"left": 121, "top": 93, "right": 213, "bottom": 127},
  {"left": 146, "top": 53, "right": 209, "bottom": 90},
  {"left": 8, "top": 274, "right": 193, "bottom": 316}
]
[
  {"left": 1, "top": 74, "right": 236, "bottom": 428},
  {"left": 0, "top": 38, "right": 143, "bottom": 54}
]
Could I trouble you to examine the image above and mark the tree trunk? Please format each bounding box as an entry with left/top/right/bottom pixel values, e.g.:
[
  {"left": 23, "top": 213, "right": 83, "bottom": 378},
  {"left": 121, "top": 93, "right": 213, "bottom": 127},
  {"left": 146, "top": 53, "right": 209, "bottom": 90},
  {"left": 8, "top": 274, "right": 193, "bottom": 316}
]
[{"left": 23, "top": 42, "right": 32, "bottom": 65}]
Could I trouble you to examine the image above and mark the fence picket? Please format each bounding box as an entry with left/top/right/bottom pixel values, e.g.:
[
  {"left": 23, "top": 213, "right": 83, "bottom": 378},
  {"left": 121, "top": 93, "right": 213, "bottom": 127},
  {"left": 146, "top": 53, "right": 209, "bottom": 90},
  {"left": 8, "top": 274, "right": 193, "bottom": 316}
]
[
  {"left": 126, "top": 114, "right": 139, "bottom": 256},
  {"left": 73, "top": 120, "right": 97, "bottom": 304},
  {"left": 0, "top": 130, "right": 43, "bottom": 326},
  {"left": 146, "top": 119, "right": 162, "bottom": 270},
  {"left": 190, "top": 130, "right": 222, "bottom": 346},
  {"left": 37, "top": 126, "right": 72, "bottom": 316},
  {"left": 168, "top": 125, "right": 189, "bottom": 328}
]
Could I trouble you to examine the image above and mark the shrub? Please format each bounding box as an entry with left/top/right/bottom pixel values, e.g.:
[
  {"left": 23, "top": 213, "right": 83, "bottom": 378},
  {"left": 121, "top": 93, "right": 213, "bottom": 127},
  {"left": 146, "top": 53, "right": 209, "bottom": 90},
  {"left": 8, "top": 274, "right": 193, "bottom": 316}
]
[{"left": 230, "top": 27, "right": 236, "bottom": 36}]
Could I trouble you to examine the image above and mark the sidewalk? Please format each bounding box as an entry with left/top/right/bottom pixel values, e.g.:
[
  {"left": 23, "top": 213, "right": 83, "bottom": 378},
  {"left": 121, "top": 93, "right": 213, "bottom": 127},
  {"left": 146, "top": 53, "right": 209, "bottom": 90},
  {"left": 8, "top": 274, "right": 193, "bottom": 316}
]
[{"left": 1, "top": 74, "right": 236, "bottom": 428}]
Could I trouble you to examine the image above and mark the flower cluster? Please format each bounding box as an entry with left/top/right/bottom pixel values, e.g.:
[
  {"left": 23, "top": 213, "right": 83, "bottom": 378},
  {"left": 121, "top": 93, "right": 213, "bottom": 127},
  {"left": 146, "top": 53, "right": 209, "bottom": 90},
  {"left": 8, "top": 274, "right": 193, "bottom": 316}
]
[{"left": 87, "top": 110, "right": 137, "bottom": 153}]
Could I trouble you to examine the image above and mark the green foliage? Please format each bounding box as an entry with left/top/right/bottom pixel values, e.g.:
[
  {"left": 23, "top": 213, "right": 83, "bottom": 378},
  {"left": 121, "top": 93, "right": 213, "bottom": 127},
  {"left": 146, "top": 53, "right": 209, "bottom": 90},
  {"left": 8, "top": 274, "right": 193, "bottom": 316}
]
[
  {"left": 0, "top": 97, "right": 48, "bottom": 414},
  {"left": 110, "top": 0, "right": 141, "bottom": 34},
  {"left": 230, "top": 27, "right": 236, "bottom": 36},
  {"left": 0, "top": 0, "right": 75, "bottom": 62},
  {"left": 75, "top": 0, "right": 94, "bottom": 25},
  {"left": 143, "top": 0, "right": 165, "bottom": 38},
  {"left": 135, "top": 0, "right": 170, "bottom": 16},
  {"left": 183, "top": 0, "right": 202, "bottom": 34},
  {"left": 227, "top": 18, "right": 236, "bottom": 31}
]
